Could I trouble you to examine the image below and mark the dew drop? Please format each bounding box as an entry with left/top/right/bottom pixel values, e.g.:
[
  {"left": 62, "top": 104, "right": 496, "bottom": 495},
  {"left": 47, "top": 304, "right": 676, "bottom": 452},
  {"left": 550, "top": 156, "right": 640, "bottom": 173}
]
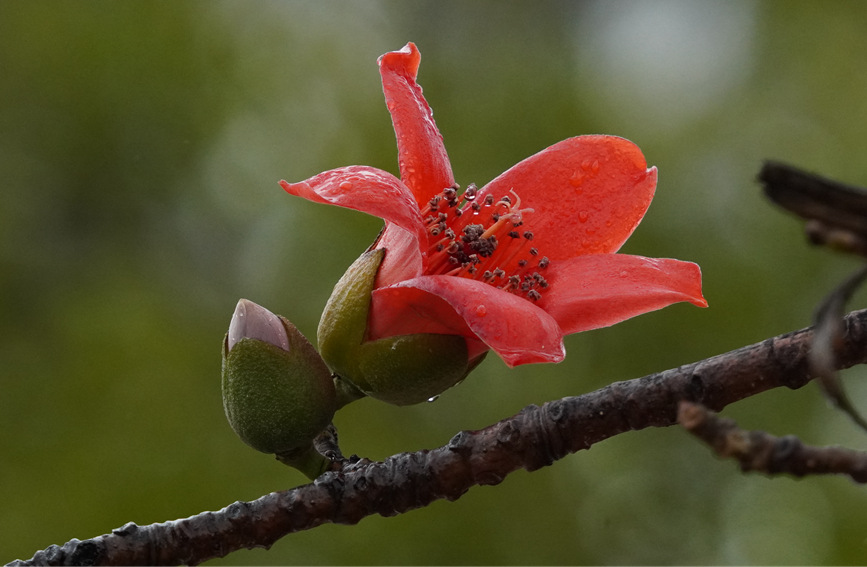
[
  {"left": 581, "top": 159, "right": 592, "bottom": 171},
  {"left": 569, "top": 171, "right": 584, "bottom": 188},
  {"left": 387, "top": 101, "right": 397, "bottom": 111},
  {"left": 619, "top": 270, "right": 629, "bottom": 278},
  {"left": 578, "top": 210, "right": 589, "bottom": 223},
  {"left": 427, "top": 395, "right": 440, "bottom": 403},
  {"left": 338, "top": 181, "right": 353, "bottom": 191},
  {"left": 591, "top": 160, "right": 600, "bottom": 174},
  {"left": 475, "top": 304, "right": 487, "bottom": 317}
]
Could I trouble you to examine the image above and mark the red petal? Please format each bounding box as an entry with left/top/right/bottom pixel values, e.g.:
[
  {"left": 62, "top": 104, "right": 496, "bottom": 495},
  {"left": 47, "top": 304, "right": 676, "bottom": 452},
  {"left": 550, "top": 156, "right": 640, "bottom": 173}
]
[
  {"left": 537, "top": 254, "right": 707, "bottom": 335},
  {"left": 370, "top": 276, "right": 565, "bottom": 367},
  {"left": 280, "top": 166, "right": 427, "bottom": 249},
  {"left": 371, "top": 225, "right": 424, "bottom": 289},
  {"left": 478, "top": 135, "right": 656, "bottom": 259},
  {"left": 378, "top": 43, "right": 455, "bottom": 207}
]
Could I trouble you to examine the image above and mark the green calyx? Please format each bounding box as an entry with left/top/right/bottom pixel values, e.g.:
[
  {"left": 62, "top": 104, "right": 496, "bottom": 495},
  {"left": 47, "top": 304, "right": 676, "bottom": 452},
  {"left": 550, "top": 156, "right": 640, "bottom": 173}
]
[
  {"left": 318, "top": 248, "right": 481, "bottom": 406},
  {"left": 221, "top": 316, "right": 336, "bottom": 458}
]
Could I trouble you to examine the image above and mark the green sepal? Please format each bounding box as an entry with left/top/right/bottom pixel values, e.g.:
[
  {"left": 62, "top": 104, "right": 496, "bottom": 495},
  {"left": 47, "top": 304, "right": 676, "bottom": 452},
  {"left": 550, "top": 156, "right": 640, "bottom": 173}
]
[
  {"left": 221, "top": 316, "right": 336, "bottom": 456},
  {"left": 318, "top": 249, "right": 479, "bottom": 406}
]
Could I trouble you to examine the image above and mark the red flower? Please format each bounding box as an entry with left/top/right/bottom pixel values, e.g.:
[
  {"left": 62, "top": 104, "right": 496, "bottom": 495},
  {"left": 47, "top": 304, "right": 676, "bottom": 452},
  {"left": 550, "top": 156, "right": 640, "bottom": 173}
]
[{"left": 282, "top": 43, "right": 706, "bottom": 367}]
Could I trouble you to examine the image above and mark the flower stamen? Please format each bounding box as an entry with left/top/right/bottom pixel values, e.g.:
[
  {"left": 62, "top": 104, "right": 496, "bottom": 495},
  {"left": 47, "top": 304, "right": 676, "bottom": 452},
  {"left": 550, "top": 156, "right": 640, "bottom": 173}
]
[{"left": 423, "top": 184, "right": 552, "bottom": 300}]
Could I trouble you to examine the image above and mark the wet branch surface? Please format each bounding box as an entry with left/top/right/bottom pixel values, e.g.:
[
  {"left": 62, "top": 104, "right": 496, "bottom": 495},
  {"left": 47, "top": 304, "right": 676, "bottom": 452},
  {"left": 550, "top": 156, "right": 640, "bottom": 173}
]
[{"left": 11, "top": 308, "right": 867, "bottom": 566}]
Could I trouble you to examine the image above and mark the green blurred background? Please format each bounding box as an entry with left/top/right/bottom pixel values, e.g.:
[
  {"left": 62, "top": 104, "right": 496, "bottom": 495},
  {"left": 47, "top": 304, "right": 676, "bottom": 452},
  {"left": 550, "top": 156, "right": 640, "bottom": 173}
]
[{"left": 3, "top": 1, "right": 867, "bottom": 564}]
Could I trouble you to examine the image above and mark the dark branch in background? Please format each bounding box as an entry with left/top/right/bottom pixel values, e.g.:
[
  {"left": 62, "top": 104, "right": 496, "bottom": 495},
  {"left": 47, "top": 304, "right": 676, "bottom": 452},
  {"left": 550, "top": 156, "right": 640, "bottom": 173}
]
[
  {"left": 678, "top": 401, "right": 867, "bottom": 483},
  {"left": 759, "top": 160, "right": 867, "bottom": 428},
  {"left": 11, "top": 308, "right": 867, "bottom": 566}
]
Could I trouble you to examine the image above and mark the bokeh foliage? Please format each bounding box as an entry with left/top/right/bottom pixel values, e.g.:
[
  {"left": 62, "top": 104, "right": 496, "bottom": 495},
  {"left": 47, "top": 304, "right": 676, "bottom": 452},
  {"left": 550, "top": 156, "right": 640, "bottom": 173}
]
[{"left": 3, "top": 1, "right": 867, "bottom": 564}]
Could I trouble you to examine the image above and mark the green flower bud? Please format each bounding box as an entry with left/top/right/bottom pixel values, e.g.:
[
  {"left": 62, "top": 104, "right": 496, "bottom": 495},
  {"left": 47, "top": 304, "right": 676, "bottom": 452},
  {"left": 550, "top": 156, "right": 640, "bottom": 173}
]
[
  {"left": 222, "top": 299, "right": 336, "bottom": 476},
  {"left": 318, "top": 250, "right": 484, "bottom": 406}
]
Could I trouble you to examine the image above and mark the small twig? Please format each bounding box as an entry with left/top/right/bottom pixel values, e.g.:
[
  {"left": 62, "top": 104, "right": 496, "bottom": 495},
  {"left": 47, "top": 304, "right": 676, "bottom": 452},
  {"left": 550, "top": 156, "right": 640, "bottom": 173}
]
[
  {"left": 678, "top": 401, "right": 867, "bottom": 483},
  {"left": 811, "top": 264, "right": 867, "bottom": 431}
]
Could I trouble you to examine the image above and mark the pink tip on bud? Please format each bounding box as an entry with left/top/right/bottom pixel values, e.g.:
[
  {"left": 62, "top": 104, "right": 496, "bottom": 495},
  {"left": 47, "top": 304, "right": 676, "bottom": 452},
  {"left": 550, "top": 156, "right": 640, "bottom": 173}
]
[{"left": 228, "top": 299, "right": 290, "bottom": 352}]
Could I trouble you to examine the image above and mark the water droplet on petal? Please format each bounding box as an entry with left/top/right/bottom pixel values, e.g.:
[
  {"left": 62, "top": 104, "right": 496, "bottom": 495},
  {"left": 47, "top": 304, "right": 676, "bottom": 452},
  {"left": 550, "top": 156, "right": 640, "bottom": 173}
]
[
  {"left": 591, "top": 160, "right": 600, "bottom": 174},
  {"left": 569, "top": 171, "right": 584, "bottom": 188},
  {"left": 619, "top": 270, "right": 629, "bottom": 278},
  {"left": 475, "top": 304, "right": 487, "bottom": 317},
  {"left": 427, "top": 395, "right": 440, "bottom": 403},
  {"left": 578, "top": 211, "right": 589, "bottom": 223},
  {"left": 339, "top": 181, "right": 353, "bottom": 191}
]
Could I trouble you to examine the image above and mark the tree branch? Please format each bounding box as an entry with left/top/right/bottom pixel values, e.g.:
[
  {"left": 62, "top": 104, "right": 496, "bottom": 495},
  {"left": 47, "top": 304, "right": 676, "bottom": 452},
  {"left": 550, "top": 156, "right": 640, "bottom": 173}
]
[
  {"left": 11, "top": 308, "right": 867, "bottom": 566},
  {"left": 678, "top": 400, "right": 867, "bottom": 482}
]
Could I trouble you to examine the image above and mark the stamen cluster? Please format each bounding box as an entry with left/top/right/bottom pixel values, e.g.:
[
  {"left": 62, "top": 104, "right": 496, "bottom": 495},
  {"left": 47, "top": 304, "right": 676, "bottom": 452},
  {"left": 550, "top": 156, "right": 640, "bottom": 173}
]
[{"left": 421, "top": 183, "right": 550, "bottom": 300}]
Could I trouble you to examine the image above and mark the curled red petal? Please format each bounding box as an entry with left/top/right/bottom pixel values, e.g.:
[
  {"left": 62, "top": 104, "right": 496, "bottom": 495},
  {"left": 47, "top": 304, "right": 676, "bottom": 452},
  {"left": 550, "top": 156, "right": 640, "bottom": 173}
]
[
  {"left": 378, "top": 42, "right": 455, "bottom": 207},
  {"left": 370, "top": 276, "right": 565, "bottom": 367},
  {"left": 371, "top": 225, "right": 424, "bottom": 289},
  {"left": 280, "top": 166, "right": 427, "bottom": 249},
  {"left": 537, "top": 254, "right": 707, "bottom": 335},
  {"left": 478, "top": 135, "right": 656, "bottom": 259}
]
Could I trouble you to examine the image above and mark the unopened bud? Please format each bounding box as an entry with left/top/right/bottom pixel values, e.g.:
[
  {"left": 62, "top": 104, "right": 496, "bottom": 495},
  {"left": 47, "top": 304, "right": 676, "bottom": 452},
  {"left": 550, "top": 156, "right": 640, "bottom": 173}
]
[{"left": 222, "top": 299, "right": 336, "bottom": 468}]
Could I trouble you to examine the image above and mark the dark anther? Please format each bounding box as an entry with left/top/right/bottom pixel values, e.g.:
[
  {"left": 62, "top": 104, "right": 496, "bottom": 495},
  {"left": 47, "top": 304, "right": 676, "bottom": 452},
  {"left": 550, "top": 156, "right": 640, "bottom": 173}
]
[
  {"left": 465, "top": 183, "right": 478, "bottom": 200},
  {"left": 462, "top": 224, "right": 485, "bottom": 242},
  {"left": 472, "top": 201, "right": 481, "bottom": 211},
  {"left": 493, "top": 268, "right": 505, "bottom": 278},
  {"left": 485, "top": 194, "right": 495, "bottom": 205},
  {"left": 438, "top": 212, "right": 448, "bottom": 222},
  {"left": 527, "top": 289, "right": 542, "bottom": 301},
  {"left": 508, "top": 230, "right": 520, "bottom": 238},
  {"left": 454, "top": 208, "right": 463, "bottom": 217},
  {"left": 492, "top": 213, "right": 501, "bottom": 222},
  {"left": 529, "top": 247, "right": 538, "bottom": 256},
  {"left": 508, "top": 275, "right": 520, "bottom": 286},
  {"left": 500, "top": 195, "right": 512, "bottom": 204},
  {"left": 538, "top": 257, "right": 549, "bottom": 269},
  {"left": 483, "top": 270, "right": 493, "bottom": 280},
  {"left": 470, "top": 236, "right": 497, "bottom": 257},
  {"left": 436, "top": 243, "right": 444, "bottom": 252},
  {"left": 518, "top": 259, "right": 527, "bottom": 267},
  {"left": 523, "top": 231, "right": 534, "bottom": 240},
  {"left": 429, "top": 196, "right": 440, "bottom": 211},
  {"left": 444, "top": 228, "right": 455, "bottom": 240}
]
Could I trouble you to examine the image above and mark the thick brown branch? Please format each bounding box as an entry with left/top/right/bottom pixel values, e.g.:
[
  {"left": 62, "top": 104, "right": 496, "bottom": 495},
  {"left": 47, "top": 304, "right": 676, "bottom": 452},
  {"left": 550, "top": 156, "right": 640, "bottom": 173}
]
[
  {"left": 678, "top": 400, "right": 867, "bottom": 482},
  {"left": 11, "top": 308, "right": 867, "bottom": 566}
]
